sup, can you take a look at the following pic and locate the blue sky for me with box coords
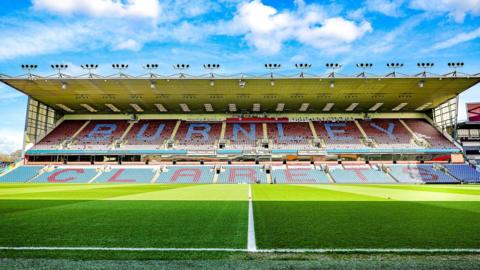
[0,0,479,153]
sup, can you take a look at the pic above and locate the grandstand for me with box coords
[1,63,480,269]
[0,64,479,184]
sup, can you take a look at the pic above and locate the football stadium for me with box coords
[0,62,479,268]
[1,1,480,269]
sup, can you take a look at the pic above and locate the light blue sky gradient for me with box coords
[0,0,479,153]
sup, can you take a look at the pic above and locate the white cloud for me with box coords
[410,0,480,22]
[113,39,142,51]
[0,129,23,154]
[366,0,404,17]
[426,27,480,52]
[227,0,372,54]
[32,0,162,20]
[0,21,102,60]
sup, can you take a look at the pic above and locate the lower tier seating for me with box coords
[217,166,267,184]
[330,168,395,183]
[32,168,98,183]
[156,166,214,183]
[94,168,155,183]
[0,166,44,183]
[444,164,480,183]
[388,164,458,183]
[271,167,330,184]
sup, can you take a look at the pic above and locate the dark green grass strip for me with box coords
[254,201,480,249]
[0,200,247,248]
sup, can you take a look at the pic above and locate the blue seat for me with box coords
[444,164,480,183]
[0,166,43,183]
[271,167,329,184]
[156,166,214,184]
[218,166,267,184]
[33,168,97,183]
[95,168,155,183]
[330,168,393,184]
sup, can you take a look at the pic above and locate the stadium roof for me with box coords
[1,72,479,114]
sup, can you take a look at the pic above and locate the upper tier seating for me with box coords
[70,120,129,150]
[403,119,456,149]
[225,123,263,149]
[268,122,313,149]
[124,120,176,149]
[175,122,222,149]
[388,164,458,183]
[330,166,394,183]
[271,166,330,184]
[360,119,416,149]
[32,167,97,183]
[314,121,364,149]
[0,166,44,182]
[218,166,267,184]
[29,118,459,153]
[33,121,86,149]
[444,164,480,183]
[94,168,155,183]
[156,166,214,183]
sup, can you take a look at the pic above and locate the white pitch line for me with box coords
[0,246,480,253]
[247,184,257,252]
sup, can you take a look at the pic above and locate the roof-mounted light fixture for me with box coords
[204,64,220,86]
[265,63,281,86]
[105,103,121,112]
[416,62,434,77]
[355,63,373,78]
[154,103,167,112]
[80,103,97,113]
[386,63,403,77]
[143,64,158,88]
[294,63,311,78]
[21,64,38,79]
[112,64,129,77]
[55,104,74,113]
[447,62,464,77]
[80,64,98,78]
[276,103,285,112]
[50,64,68,78]
[299,103,310,112]
[238,74,246,88]
[325,63,341,78]
[173,64,189,78]
[143,64,159,78]
[204,103,214,112]
[392,103,408,111]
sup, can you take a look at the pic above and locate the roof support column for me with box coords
[263,123,268,140]
[354,120,369,138]
[220,121,226,141]
[170,120,182,141]
[308,120,318,139]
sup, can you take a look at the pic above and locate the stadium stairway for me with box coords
[151,168,162,183]
[88,169,104,183]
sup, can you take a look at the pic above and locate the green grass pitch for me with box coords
[1,183,480,268]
